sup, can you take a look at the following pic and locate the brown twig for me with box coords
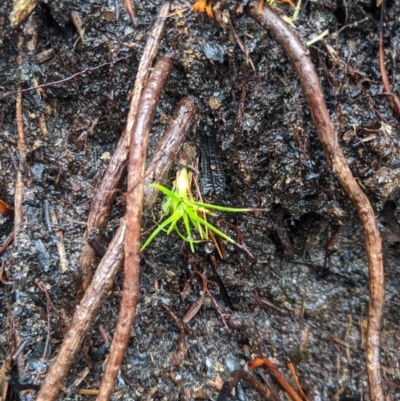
[182,272,206,324]
[36,221,126,401]
[0,232,14,255]
[144,97,197,212]
[97,56,174,401]
[79,2,170,290]
[247,357,302,401]
[124,0,136,25]
[246,3,385,400]
[287,361,309,401]
[50,209,68,273]
[257,370,281,401]
[217,369,272,401]
[36,92,195,400]
[33,283,52,385]
[379,1,400,119]
[14,33,27,246]
[161,304,186,362]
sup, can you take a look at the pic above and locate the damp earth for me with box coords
[1,0,400,400]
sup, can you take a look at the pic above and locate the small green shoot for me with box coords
[141,167,256,254]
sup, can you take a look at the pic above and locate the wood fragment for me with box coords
[50,209,68,273]
[9,0,36,26]
[246,3,385,400]
[97,55,174,401]
[70,12,85,44]
[79,2,170,290]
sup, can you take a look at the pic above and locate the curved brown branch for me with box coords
[14,33,27,245]
[217,369,272,401]
[245,3,384,400]
[36,220,126,401]
[97,56,174,401]
[36,95,196,401]
[79,2,170,290]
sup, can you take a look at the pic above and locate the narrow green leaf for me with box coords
[190,212,238,245]
[140,213,180,252]
[190,200,252,213]
[186,208,208,239]
[150,183,181,204]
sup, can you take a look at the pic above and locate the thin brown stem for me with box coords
[33,283,52,386]
[1,58,128,99]
[161,304,186,362]
[379,1,400,119]
[79,2,170,290]
[144,97,197,212]
[35,221,126,401]
[96,56,174,401]
[246,3,385,400]
[217,369,272,401]
[14,33,27,245]
[0,231,14,255]
[36,93,195,400]
[247,357,302,401]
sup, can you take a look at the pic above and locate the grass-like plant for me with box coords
[141,167,255,254]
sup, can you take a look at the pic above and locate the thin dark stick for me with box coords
[33,283,52,385]
[97,56,174,401]
[1,58,128,98]
[79,2,171,290]
[379,1,400,119]
[161,304,186,361]
[36,221,126,401]
[144,97,197,211]
[246,3,385,400]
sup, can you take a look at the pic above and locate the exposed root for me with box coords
[96,55,174,401]
[79,2,171,289]
[36,221,126,401]
[35,92,196,400]
[246,3,385,400]
[217,369,272,401]
[379,1,400,119]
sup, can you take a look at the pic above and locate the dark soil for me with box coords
[1,0,400,400]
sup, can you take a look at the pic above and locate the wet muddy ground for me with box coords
[1,0,400,400]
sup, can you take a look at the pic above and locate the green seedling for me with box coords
[140,167,255,254]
